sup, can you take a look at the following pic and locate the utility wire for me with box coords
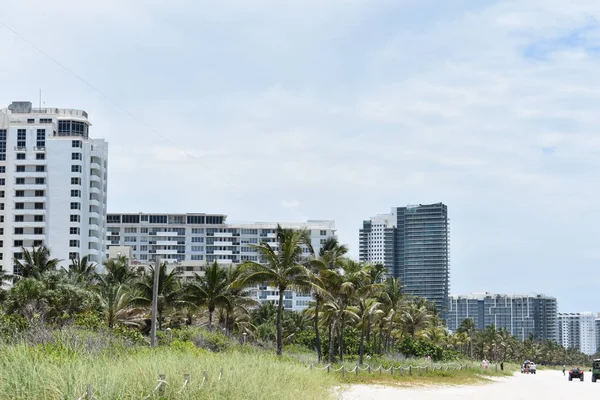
[0,20,239,190]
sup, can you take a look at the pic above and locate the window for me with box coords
[141,228,148,233]
[71,177,81,185]
[15,203,24,210]
[124,236,137,242]
[34,215,44,222]
[191,228,205,234]
[14,215,24,222]
[71,165,81,173]
[124,227,137,233]
[69,240,80,247]
[69,252,79,260]
[36,153,45,160]
[70,215,80,222]
[0,178,4,185]
[187,215,205,224]
[122,214,140,224]
[17,129,26,148]
[107,214,121,223]
[33,240,43,247]
[0,203,3,210]
[0,191,4,198]
[140,245,148,251]
[70,202,80,210]
[36,129,46,148]
[34,228,43,235]
[191,246,204,251]
[149,215,167,224]
[13,252,22,260]
[72,140,82,148]
[15,190,24,197]
[71,152,82,160]
[27,119,35,124]
[320,230,327,236]
[16,178,24,185]
[40,118,52,124]
[14,228,23,235]
[35,178,45,184]
[16,153,25,160]
[14,240,23,247]
[34,203,44,210]
[0,130,5,161]
[36,165,45,172]
[70,190,81,197]
[0,166,4,173]
[16,166,25,172]
[192,237,203,243]
[70,227,80,235]
[35,190,44,197]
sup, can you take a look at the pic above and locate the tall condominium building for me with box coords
[596,315,600,355]
[558,312,597,355]
[106,213,335,311]
[446,292,558,342]
[360,203,449,312]
[0,101,108,273]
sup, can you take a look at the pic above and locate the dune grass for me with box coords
[0,343,336,400]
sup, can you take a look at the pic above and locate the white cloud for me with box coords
[2,0,600,310]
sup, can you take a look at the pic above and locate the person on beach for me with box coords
[562,365,566,376]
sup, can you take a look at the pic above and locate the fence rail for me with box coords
[72,362,494,399]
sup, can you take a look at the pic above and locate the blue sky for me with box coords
[2,0,600,312]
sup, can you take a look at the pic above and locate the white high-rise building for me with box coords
[105,213,335,310]
[558,312,597,355]
[0,101,108,274]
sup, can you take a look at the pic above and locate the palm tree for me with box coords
[306,236,348,362]
[186,261,231,331]
[379,277,404,353]
[13,246,60,280]
[133,262,184,330]
[236,225,313,356]
[102,256,138,286]
[320,259,372,362]
[399,301,432,338]
[353,297,383,364]
[98,283,144,329]
[457,318,477,357]
[64,255,97,285]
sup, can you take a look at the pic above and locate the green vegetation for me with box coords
[0,231,594,398]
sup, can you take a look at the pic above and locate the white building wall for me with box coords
[106,215,335,311]
[0,102,108,274]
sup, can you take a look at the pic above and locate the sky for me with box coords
[1,0,600,312]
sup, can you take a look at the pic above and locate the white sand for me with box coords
[339,370,595,400]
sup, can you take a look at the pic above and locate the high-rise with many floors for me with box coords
[558,312,597,355]
[0,101,108,273]
[359,203,450,312]
[105,213,335,310]
[446,292,558,341]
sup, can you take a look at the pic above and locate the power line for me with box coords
[0,20,239,190]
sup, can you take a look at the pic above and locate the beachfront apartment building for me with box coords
[106,213,335,311]
[446,292,558,342]
[558,312,597,355]
[0,101,108,273]
[360,203,450,313]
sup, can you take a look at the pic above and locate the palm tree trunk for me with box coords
[314,298,322,362]
[338,317,344,362]
[328,320,336,363]
[276,288,284,356]
[386,311,395,353]
[359,323,366,365]
[208,309,213,331]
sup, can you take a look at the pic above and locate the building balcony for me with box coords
[33,146,46,152]
[214,232,233,238]
[90,174,101,183]
[214,250,233,255]
[89,199,101,207]
[89,236,100,243]
[157,240,178,246]
[156,249,177,255]
[89,223,100,230]
[13,146,27,151]
[11,221,44,227]
[18,171,47,178]
[14,183,46,190]
[14,197,45,203]
[89,186,102,195]
[210,241,233,246]
[267,232,276,238]
[156,232,174,237]
[216,259,233,264]
[90,162,102,170]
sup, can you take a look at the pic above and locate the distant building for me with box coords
[447,292,558,342]
[0,101,108,274]
[359,203,449,312]
[558,312,596,355]
[106,213,336,311]
[596,315,600,354]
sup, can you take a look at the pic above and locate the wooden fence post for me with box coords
[158,374,166,397]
